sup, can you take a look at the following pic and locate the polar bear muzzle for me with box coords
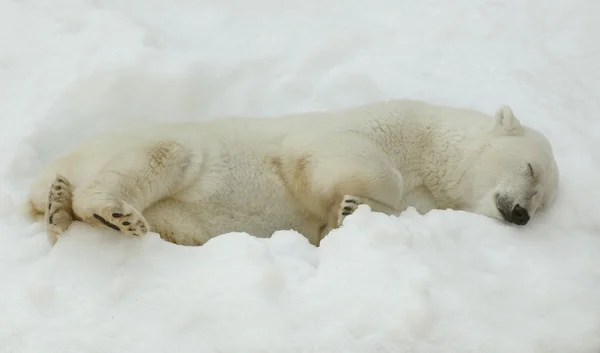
[496,194,530,225]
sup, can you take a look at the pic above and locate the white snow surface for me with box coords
[1,0,600,352]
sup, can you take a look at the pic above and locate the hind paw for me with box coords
[92,200,149,237]
[45,174,75,242]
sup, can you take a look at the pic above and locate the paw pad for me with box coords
[45,174,75,239]
[92,201,149,237]
[337,195,362,226]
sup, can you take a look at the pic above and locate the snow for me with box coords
[1,0,599,352]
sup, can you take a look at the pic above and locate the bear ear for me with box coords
[492,105,523,135]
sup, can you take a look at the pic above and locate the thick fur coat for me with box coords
[26,99,559,246]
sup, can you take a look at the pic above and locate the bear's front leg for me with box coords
[337,194,399,227]
[277,131,405,242]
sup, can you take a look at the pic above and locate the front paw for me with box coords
[337,194,363,227]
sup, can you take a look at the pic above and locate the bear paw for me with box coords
[337,194,364,227]
[45,174,75,242]
[92,200,149,237]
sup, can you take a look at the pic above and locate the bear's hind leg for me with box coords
[90,199,149,237]
[72,140,201,237]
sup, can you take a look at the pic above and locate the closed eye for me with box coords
[527,163,535,179]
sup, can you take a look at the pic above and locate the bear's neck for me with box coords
[361,111,487,210]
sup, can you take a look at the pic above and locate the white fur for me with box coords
[26,99,560,246]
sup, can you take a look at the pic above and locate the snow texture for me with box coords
[1,0,600,352]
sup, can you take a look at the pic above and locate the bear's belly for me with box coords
[173,169,325,245]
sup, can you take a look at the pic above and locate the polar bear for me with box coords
[26,99,559,246]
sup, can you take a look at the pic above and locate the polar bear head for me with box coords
[463,106,559,225]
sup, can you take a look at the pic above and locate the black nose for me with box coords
[510,205,530,225]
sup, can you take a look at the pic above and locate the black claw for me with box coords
[112,213,123,218]
[343,206,352,211]
[93,214,121,231]
[128,228,134,231]
[342,212,351,216]
[48,214,54,225]
[122,221,131,226]
[345,199,357,204]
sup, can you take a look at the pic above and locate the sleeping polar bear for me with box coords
[26,99,559,246]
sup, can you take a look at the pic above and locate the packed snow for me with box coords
[1,0,600,352]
